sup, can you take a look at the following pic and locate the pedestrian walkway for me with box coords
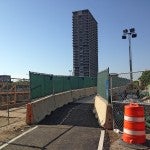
[0,96,102,150]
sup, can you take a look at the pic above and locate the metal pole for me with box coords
[110,76,113,103]
[128,34,133,82]
[7,82,10,125]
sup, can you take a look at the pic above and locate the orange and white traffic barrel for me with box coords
[122,103,146,144]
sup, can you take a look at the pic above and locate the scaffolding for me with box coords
[0,78,30,109]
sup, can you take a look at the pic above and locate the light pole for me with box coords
[69,70,72,76]
[122,28,137,82]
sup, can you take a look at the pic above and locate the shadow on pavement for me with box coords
[38,103,99,128]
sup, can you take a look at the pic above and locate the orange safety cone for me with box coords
[122,103,146,144]
[26,103,33,125]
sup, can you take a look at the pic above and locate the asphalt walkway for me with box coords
[1,96,101,150]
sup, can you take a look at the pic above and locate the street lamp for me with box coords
[122,28,137,82]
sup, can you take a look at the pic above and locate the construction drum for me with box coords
[122,103,146,144]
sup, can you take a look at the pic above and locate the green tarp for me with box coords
[29,72,97,100]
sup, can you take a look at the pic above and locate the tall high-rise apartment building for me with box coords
[72,9,98,77]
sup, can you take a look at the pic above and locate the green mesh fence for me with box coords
[97,68,110,102]
[111,75,130,88]
[84,77,89,88]
[70,76,78,90]
[53,76,63,94]
[30,72,97,100]
[63,76,71,92]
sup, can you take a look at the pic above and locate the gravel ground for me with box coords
[107,129,150,150]
[0,106,30,146]
[102,130,120,150]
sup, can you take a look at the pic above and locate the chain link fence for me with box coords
[112,101,150,132]
[0,78,29,127]
[110,71,150,132]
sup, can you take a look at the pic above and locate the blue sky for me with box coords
[0,0,150,78]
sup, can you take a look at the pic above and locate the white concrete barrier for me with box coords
[63,91,73,104]
[72,89,81,101]
[26,87,97,125]
[79,88,86,98]
[88,87,95,96]
[85,88,91,96]
[90,87,95,95]
[54,91,73,108]
[94,95,112,129]
[26,95,55,124]
[54,92,66,108]
[85,88,89,96]
[93,87,97,94]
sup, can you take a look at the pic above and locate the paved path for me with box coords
[1,96,101,150]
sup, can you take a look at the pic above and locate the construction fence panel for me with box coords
[85,77,94,88]
[53,76,63,94]
[63,76,71,92]
[29,72,52,99]
[97,68,110,101]
[30,72,97,101]
[111,75,130,88]
[30,72,41,99]
[70,76,79,90]
[43,75,53,96]
[84,77,91,88]
[78,77,84,89]
[92,77,97,87]
[88,77,93,87]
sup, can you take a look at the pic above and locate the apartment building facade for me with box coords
[72,9,98,77]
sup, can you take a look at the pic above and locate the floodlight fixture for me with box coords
[130,28,135,33]
[122,27,137,82]
[122,35,127,39]
[123,29,128,33]
[132,33,137,38]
